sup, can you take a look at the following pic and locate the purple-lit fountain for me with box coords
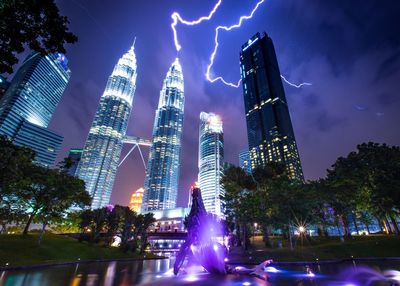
[173,186,226,275]
[173,186,270,280]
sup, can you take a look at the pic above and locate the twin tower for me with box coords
[77,32,305,213]
[76,42,184,211]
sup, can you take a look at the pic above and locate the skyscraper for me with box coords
[240,32,304,181]
[198,112,224,217]
[66,148,83,176]
[76,42,137,209]
[129,188,144,213]
[142,58,184,212]
[239,149,252,174]
[0,52,69,167]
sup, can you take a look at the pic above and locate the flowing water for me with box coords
[1,258,400,286]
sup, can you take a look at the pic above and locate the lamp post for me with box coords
[253,223,258,243]
[298,226,305,248]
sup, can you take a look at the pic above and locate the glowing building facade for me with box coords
[76,43,137,209]
[240,32,304,181]
[239,149,252,174]
[142,58,184,212]
[198,112,224,217]
[0,52,69,167]
[129,188,144,213]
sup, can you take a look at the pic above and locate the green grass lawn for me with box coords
[228,235,400,263]
[0,233,158,268]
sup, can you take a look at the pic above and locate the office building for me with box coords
[198,112,224,217]
[142,58,184,212]
[76,42,137,209]
[240,32,304,181]
[129,188,144,213]
[239,149,252,174]
[66,148,83,176]
[0,52,70,167]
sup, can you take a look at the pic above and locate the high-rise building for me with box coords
[142,58,184,212]
[0,52,69,167]
[239,149,252,174]
[66,148,83,176]
[198,112,224,217]
[240,32,304,181]
[129,188,144,213]
[13,121,63,167]
[76,42,137,209]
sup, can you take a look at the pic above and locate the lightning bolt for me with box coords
[171,0,312,89]
[171,0,222,52]
[280,75,312,88]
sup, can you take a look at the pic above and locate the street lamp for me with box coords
[252,223,258,243]
[298,225,306,248]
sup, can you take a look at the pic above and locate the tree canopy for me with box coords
[0,0,77,74]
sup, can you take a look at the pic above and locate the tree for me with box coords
[17,165,91,237]
[137,213,156,254]
[221,166,256,250]
[0,136,35,199]
[80,207,109,243]
[326,142,400,236]
[0,0,77,74]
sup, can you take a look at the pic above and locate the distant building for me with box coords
[0,75,10,101]
[198,112,224,217]
[13,121,63,167]
[142,58,184,212]
[239,149,252,174]
[129,188,144,213]
[66,148,83,176]
[76,42,137,209]
[145,207,190,233]
[145,207,190,252]
[0,52,69,167]
[240,32,304,181]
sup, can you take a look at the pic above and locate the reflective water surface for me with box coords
[1,258,400,286]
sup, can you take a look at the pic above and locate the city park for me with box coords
[1,0,400,285]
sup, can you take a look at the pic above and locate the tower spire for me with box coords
[130,37,137,52]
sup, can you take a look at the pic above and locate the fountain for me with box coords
[173,186,271,280]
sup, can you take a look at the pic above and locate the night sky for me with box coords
[46,0,399,207]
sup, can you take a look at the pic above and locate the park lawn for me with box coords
[229,235,400,263]
[0,233,158,268]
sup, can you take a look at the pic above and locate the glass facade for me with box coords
[142,58,184,212]
[239,149,252,174]
[66,148,83,176]
[76,43,137,209]
[198,112,224,217]
[13,121,63,167]
[0,52,69,167]
[240,32,304,181]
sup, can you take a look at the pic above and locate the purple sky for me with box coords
[45,0,400,207]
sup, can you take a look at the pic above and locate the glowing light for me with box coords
[171,0,222,52]
[298,226,306,233]
[205,0,266,87]
[242,282,251,286]
[213,244,219,251]
[307,272,315,277]
[184,274,199,282]
[170,0,312,89]
[265,266,280,273]
[224,258,229,262]
[280,75,312,88]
